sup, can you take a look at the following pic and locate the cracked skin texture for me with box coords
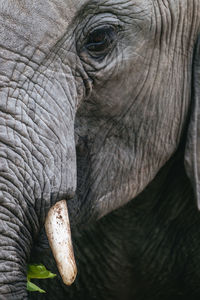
[0,0,199,299]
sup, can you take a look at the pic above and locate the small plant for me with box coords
[27,264,56,293]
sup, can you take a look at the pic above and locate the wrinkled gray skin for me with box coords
[0,0,200,299]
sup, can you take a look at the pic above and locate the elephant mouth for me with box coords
[45,200,77,286]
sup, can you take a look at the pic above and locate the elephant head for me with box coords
[0,0,200,298]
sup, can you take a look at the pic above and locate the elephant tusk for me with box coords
[45,200,77,286]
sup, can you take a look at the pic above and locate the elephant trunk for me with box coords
[0,137,40,298]
[0,192,37,299]
[0,43,87,295]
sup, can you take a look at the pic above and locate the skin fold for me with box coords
[0,0,199,299]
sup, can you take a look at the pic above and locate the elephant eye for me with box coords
[85,26,117,58]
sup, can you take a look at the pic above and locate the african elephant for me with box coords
[0,0,200,299]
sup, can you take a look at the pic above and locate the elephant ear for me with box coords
[184,35,200,209]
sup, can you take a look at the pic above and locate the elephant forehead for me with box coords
[0,0,87,58]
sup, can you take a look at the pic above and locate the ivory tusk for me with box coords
[45,200,77,286]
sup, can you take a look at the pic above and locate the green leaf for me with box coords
[27,264,57,280]
[27,280,46,293]
[27,264,56,293]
